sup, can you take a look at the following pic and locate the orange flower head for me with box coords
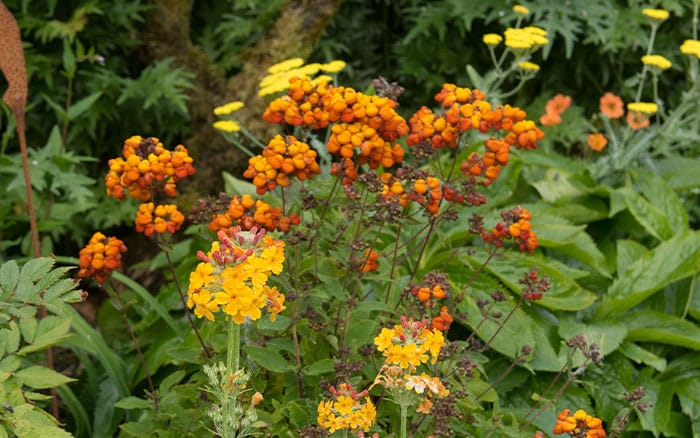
[553,408,606,437]
[545,94,572,115]
[135,203,185,236]
[78,232,128,284]
[626,111,650,130]
[599,92,624,119]
[587,133,608,152]
[539,111,562,127]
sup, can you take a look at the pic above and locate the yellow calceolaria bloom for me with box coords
[320,60,346,73]
[374,317,446,368]
[267,57,305,74]
[642,8,670,22]
[513,4,530,15]
[518,61,540,71]
[680,39,700,58]
[213,101,244,115]
[317,383,376,433]
[483,33,503,46]
[627,102,658,114]
[213,120,241,132]
[641,54,672,70]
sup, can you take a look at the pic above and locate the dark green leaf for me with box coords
[67,92,102,120]
[243,345,293,373]
[304,358,335,376]
[624,311,700,349]
[114,396,155,410]
[619,342,666,371]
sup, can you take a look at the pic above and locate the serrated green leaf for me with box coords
[619,342,666,371]
[304,358,335,376]
[15,365,75,389]
[529,213,586,247]
[633,170,689,234]
[18,316,73,355]
[558,319,627,366]
[624,311,700,349]
[616,239,647,276]
[114,396,154,410]
[19,258,54,283]
[0,259,19,293]
[18,316,38,344]
[619,186,673,241]
[3,322,20,353]
[243,345,293,373]
[599,231,700,316]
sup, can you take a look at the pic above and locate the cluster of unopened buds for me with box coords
[370,364,450,415]
[135,203,185,237]
[519,267,550,301]
[553,409,606,437]
[410,272,454,331]
[243,134,321,195]
[316,383,376,433]
[482,206,539,253]
[77,232,128,284]
[203,194,300,233]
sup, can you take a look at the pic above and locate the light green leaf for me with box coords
[529,213,586,247]
[19,258,54,283]
[619,342,666,371]
[618,186,673,241]
[633,170,689,234]
[222,171,258,196]
[18,316,73,355]
[599,231,700,316]
[19,316,38,345]
[243,345,293,373]
[656,156,700,190]
[15,365,76,389]
[114,396,154,410]
[616,239,647,276]
[67,92,102,120]
[0,259,19,293]
[304,358,335,376]
[558,319,627,358]
[624,311,700,349]
[345,318,378,348]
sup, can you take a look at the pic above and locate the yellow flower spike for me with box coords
[482,33,503,46]
[267,57,305,74]
[513,4,530,15]
[320,60,346,73]
[518,61,541,71]
[641,54,672,70]
[213,120,241,132]
[642,8,670,22]
[213,101,245,115]
[627,102,658,114]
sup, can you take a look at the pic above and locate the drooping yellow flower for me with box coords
[642,8,669,22]
[641,54,672,70]
[268,57,305,74]
[482,33,503,46]
[320,60,346,73]
[518,61,541,71]
[627,102,658,114]
[513,4,530,15]
[213,101,245,115]
[213,120,241,132]
[680,39,700,59]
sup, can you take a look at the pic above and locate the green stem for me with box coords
[400,402,408,438]
[228,319,240,372]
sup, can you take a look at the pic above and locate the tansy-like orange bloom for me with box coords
[626,111,650,130]
[587,133,608,152]
[78,232,127,284]
[599,92,624,119]
[553,409,606,437]
[135,203,185,236]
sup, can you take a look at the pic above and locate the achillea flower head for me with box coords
[599,92,624,119]
[319,60,346,73]
[187,226,286,323]
[627,102,658,114]
[517,61,540,71]
[317,383,376,433]
[642,8,669,22]
[587,133,608,152]
[641,54,672,70]
[553,408,606,437]
[482,33,503,46]
[513,4,530,15]
[267,57,305,74]
[213,120,241,132]
[78,232,127,284]
[680,39,700,59]
[213,101,244,115]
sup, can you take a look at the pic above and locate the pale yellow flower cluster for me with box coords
[681,39,700,59]
[627,102,658,114]
[642,8,670,22]
[641,54,672,70]
[518,61,541,71]
[504,26,548,50]
[259,58,347,96]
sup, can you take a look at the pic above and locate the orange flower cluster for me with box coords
[482,206,538,253]
[409,176,443,215]
[599,92,624,119]
[553,409,606,438]
[208,194,300,232]
[243,134,321,194]
[135,203,185,237]
[360,248,379,272]
[78,232,127,284]
[539,94,572,127]
[587,133,608,152]
[105,136,195,201]
[327,122,405,172]
[379,172,409,207]
[410,272,453,331]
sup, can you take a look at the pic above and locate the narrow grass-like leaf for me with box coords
[624,311,700,350]
[57,384,92,438]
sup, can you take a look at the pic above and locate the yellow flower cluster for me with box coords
[316,383,376,433]
[504,26,548,50]
[627,102,658,114]
[482,33,503,46]
[681,39,700,59]
[214,101,244,116]
[513,4,530,16]
[518,61,541,71]
[641,54,672,70]
[370,365,449,414]
[642,8,669,22]
[259,57,346,96]
[374,316,446,368]
[187,227,286,324]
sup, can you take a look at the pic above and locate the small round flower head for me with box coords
[213,120,241,132]
[518,61,540,72]
[641,54,672,70]
[680,39,700,59]
[553,408,607,437]
[513,4,530,15]
[642,8,669,22]
[482,33,503,46]
[78,232,127,284]
[320,60,346,73]
[267,57,305,74]
[213,101,244,115]
[599,92,624,119]
[587,133,608,152]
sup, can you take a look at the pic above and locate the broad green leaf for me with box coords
[526,311,563,371]
[114,396,154,410]
[531,197,609,225]
[624,311,700,349]
[222,171,258,196]
[529,213,586,247]
[618,186,673,241]
[689,273,700,321]
[633,170,689,233]
[558,319,627,358]
[15,365,75,388]
[159,370,186,394]
[462,249,596,311]
[616,239,647,275]
[658,352,700,383]
[18,316,73,355]
[111,271,181,334]
[19,257,54,283]
[530,168,587,202]
[599,231,700,316]
[619,341,666,371]
[551,231,612,278]
[18,316,37,344]
[304,358,335,376]
[0,259,19,293]
[4,322,20,353]
[67,91,102,120]
[243,345,293,373]
[345,318,378,348]
[656,156,700,190]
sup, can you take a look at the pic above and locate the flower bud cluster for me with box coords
[482,206,538,252]
[135,202,185,237]
[78,232,127,284]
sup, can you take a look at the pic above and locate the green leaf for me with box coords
[599,231,700,316]
[527,312,564,371]
[67,92,102,120]
[222,171,258,196]
[243,345,293,373]
[111,271,181,335]
[158,370,186,394]
[345,318,378,348]
[0,259,19,293]
[619,342,667,371]
[558,319,627,358]
[616,239,647,275]
[3,322,20,353]
[18,316,38,345]
[114,396,154,410]
[62,39,76,74]
[624,311,700,349]
[618,186,673,241]
[19,258,54,283]
[304,358,335,376]
[657,156,700,190]
[15,365,75,389]
[18,316,73,355]
[529,213,586,246]
[632,170,689,234]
